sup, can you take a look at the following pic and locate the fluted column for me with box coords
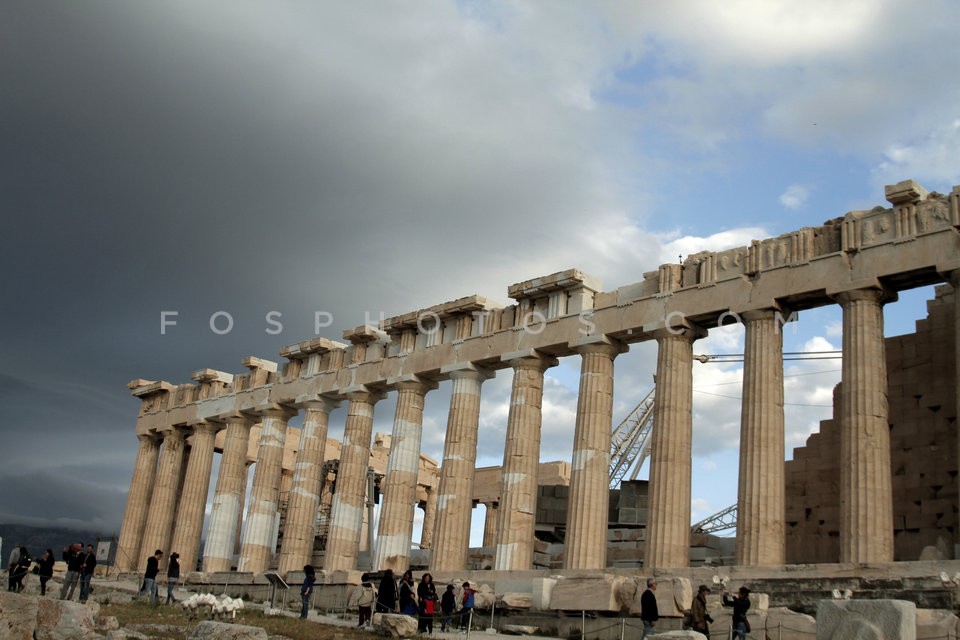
[277,398,339,575]
[169,422,220,574]
[139,428,187,571]
[835,288,894,563]
[494,352,557,570]
[431,366,492,571]
[565,338,625,569]
[374,377,435,572]
[951,271,960,551]
[203,414,253,572]
[115,434,161,571]
[238,406,296,573]
[646,328,700,570]
[420,487,437,550]
[735,309,785,566]
[482,502,498,547]
[325,389,384,571]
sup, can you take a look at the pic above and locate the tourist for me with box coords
[376,568,398,613]
[640,577,658,637]
[300,564,315,619]
[6,543,21,591]
[398,569,417,616]
[417,572,437,633]
[439,584,456,632]
[347,572,377,627]
[722,586,751,640]
[37,549,55,596]
[12,546,31,592]
[60,543,84,600]
[79,544,97,603]
[690,584,713,638]
[137,549,163,604]
[166,551,180,604]
[460,581,475,631]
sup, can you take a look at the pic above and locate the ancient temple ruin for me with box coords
[116,180,960,580]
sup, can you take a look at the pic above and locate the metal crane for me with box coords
[608,388,656,488]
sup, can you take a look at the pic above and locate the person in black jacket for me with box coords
[59,543,84,600]
[440,584,456,632]
[398,570,416,617]
[416,572,437,633]
[166,552,180,604]
[11,546,31,592]
[722,586,751,640]
[376,569,398,613]
[79,544,97,603]
[37,549,55,596]
[300,564,315,619]
[137,549,163,604]
[640,577,659,637]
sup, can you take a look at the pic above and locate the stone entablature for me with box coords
[131,180,960,435]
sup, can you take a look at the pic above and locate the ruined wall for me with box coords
[785,285,958,562]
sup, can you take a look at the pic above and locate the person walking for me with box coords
[722,586,751,640]
[60,543,83,600]
[11,546,31,592]
[640,577,659,637]
[137,550,163,604]
[79,544,97,603]
[440,584,456,632]
[6,543,21,592]
[376,568,398,613]
[166,552,180,604]
[347,572,377,627]
[300,565,315,619]
[417,572,438,634]
[398,570,416,616]
[37,549,55,596]
[691,584,713,638]
[460,581,475,631]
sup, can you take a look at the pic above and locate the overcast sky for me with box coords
[2,1,958,542]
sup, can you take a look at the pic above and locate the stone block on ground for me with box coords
[502,625,539,635]
[474,583,496,609]
[628,578,691,617]
[550,574,629,612]
[657,632,711,639]
[95,615,120,632]
[35,596,100,640]
[0,590,39,640]
[373,612,419,638]
[500,593,532,609]
[188,620,268,640]
[816,599,916,640]
[531,577,556,611]
[916,609,959,640]
[105,631,150,640]
[766,607,816,640]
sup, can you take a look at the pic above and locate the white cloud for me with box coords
[874,119,960,189]
[779,184,810,210]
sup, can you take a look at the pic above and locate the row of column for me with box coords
[117,284,904,575]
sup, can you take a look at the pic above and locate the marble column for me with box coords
[494,352,557,571]
[374,377,434,572]
[238,406,296,573]
[645,328,700,570]
[951,272,960,554]
[115,434,161,571]
[565,338,624,569]
[277,398,339,575]
[482,502,498,548]
[138,428,187,571]
[420,487,437,550]
[431,366,492,571]
[735,309,785,566]
[203,414,252,572]
[325,389,384,571]
[169,422,220,574]
[835,288,894,563]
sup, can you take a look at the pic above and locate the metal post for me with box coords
[620,617,625,640]
[466,609,473,639]
[778,620,782,640]
[488,600,496,632]
[582,610,586,640]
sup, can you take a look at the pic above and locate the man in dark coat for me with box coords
[137,550,163,604]
[640,577,659,637]
[59,543,84,600]
[79,544,97,603]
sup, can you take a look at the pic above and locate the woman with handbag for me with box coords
[417,573,438,633]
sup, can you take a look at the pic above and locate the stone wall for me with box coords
[785,285,958,563]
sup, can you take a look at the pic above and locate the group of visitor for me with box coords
[134,548,180,605]
[641,577,752,639]
[5,542,97,601]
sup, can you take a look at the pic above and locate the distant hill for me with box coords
[0,523,113,561]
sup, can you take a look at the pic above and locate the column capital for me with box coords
[388,374,439,393]
[501,349,559,370]
[298,396,341,413]
[158,425,187,441]
[343,386,387,404]
[827,284,897,305]
[570,334,628,357]
[440,362,495,380]
[214,411,254,426]
[649,323,707,342]
[189,421,222,436]
[252,404,298,420]
[944,269,960,288]
[136,432,161,445]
